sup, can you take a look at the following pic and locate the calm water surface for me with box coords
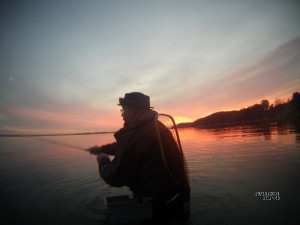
[1,122,300,225]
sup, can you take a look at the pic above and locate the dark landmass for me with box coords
[177,92,300,129]
[0,131,114,138]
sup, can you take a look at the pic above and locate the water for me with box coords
[0,121,299,225]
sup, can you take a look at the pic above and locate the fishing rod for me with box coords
[33,136,111,156]
[33,136,87,151]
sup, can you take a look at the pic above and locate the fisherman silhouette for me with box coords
[87,92,190,224]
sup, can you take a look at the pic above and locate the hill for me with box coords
[177,92,300,128]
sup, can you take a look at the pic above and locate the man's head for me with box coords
[118,92,153,123]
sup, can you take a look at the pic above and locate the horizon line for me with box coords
[0,131,116,138]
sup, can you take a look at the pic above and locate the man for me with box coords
[87,92,190,224]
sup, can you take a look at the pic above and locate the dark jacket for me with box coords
[98,110,190,203]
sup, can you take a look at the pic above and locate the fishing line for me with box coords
[33,136,86,151]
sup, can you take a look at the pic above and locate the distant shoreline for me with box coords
[177,92,300,129]
[0,131,115,138]
[177,115,300,129]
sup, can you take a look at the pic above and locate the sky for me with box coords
[1,0,300,134]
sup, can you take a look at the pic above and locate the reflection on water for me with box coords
[0,121,299,225]
[183,121,300,225]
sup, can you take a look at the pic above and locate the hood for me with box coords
[114,109,158,140]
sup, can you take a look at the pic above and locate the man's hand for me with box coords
[97,153,110,164]
[86,146,102,155]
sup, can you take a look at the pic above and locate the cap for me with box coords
[118,92,153,109]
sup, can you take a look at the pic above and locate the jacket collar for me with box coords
[115,110,157,139]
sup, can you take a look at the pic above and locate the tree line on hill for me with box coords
[177,92,300,128]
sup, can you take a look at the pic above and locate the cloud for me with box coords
[189,37,300,111]
[0,113,6,121]
[142,37,300,120]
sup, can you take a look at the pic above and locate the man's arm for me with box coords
[97,153,124,187]
[97,142,139,187]
[86,142,118,155]
[101,142,118,155]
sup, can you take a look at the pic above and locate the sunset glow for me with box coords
[173,117,194,125]
[1,1,300,134]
